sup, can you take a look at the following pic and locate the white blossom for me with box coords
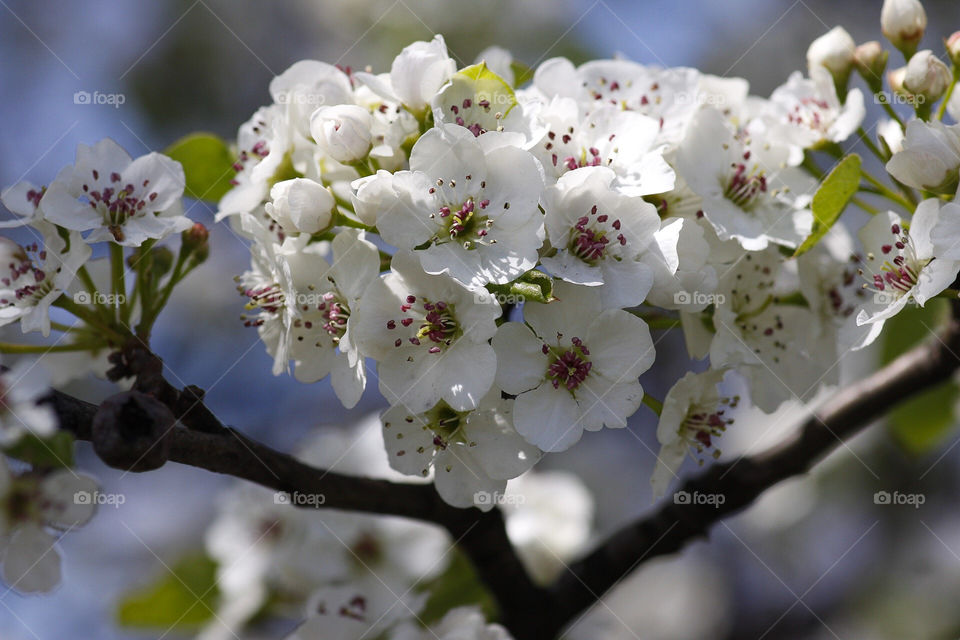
[381,391,540,510]
[540,166,664,309]
[353,251,500,413]
[41,138,191,246]
[492,282,654,452]
[371,124,545,290]
[0,459,98,593]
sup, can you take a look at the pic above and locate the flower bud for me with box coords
[887,65,908,96]
[853,41,889,88]
[265,178,335,235]
[807,27,856,89]
[310,104,373,164]
[903,49,951,103]
[947,32,960,67]
[881,0,927,59]
[182,222,210,262]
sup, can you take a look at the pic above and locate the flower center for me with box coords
[317,292,350,343]
[81,170,159,242]
[0,242,54,307]
[240,282,285,326]
[425,402,466,449]
[723,155,767,211]
[859,223,928,300]
[545,337,592,392]
[568,204,626,265]
[387,295,460,353]
[786,97,831,134]
[682,396,738,463]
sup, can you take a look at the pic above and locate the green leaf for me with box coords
[164,133,236,202]
[509,60,534,87]
[3,431,74,469]
[880,299,960,453]
[487,270,554,304]
[117,553,219,631]
[419,550,498,626]
[793,153,862,257]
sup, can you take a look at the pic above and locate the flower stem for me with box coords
[860,170,914,211]
[855,127,888,163]
[110,243,125,322]
[642,393,663,417]
[937,67,960,121]
[0,342,97,354]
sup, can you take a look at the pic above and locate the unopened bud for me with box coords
[947,32,960,67]
[887,65,908,96]
[182,222,209,262]
[309,104,373,164]
[807,27,856,91]
[854,41,889,90]
[903,49,951,103]
[881,0,927,60]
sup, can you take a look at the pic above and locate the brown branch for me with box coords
[39,304,960,638]
[542,301,960,637]
[46,346,548,637]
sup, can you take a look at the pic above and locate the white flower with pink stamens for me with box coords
[353,251,500,413]
[0,222,90,337]
[371,124,545,290]
[540,166,665,309]
[492,282,654,452]
[381,392,541,511]
[41,138,191,246]
[528,97,675,197]
[709,250,833,412]
[762,68,865,154]
[856,201,960,327]
[532,57,702,146]
[0,458,99,593]
[217,105,294,219]
[676,108,812,251]
[238,218,379,408]
[651,370,736,499]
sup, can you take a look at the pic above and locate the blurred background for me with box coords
[2,0,960,638]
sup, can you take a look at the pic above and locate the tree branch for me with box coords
[39,304,960,638]
[543,301,960,637]
[45,347,548,636]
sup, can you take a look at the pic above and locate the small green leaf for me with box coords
[117,553,219,631]
[487,270,554,304]
[419,550,497,626]
[164,133,236,202]
[880,299,960,453]
[793,153,862,257]
[3,431,74,469]
[509,60,534,87]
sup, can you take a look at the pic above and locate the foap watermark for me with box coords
[872,291,916,306]
[476,291,525,306]
[874,91,925,107]
[274,491,326,506]
[673,92,728,108]
[874,490,925,509]
[674,290,725,307]
[276,92,326,107]
[74,490,125,508]
[73,90,126,108]
[74,291,126,307]
[674,490,725,508]
[474,491,525,506]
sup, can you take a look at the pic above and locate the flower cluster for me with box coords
[215,5,960,515]
[6,0,960,633]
